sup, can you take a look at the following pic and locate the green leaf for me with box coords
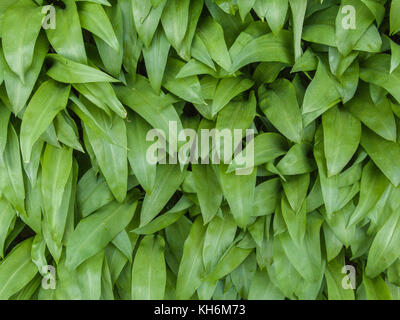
[276,143,316,175]
[178,0,204,60]
[282,173,309,213]
[302,60,341,116]
[66,194,138,269]
[211,77,254,117]
[120,0,143,75]
[391,0,400,35]
[54,111,84,152]
[131,235,166,299]
[41,144,73,247]
[219,165,257,228]
[140,164,187,227]
[0,102,9,153]
[73,82,127,119]
[84,113,128,203]
[362,274,392,300]
[260,79,303,143]
[216,92,256,138]
[94,3,124,78]
[163,58,205,105]
[360,54,400,105]
[143,28,170,94]
[229,133,288,172]
[133,196,192,235]
[360,127,400,187]
[78,2,119,51]
[0,199,16,258]
[322,106,361,176]
[132,0,167,48]
[248,269,284,300]
[253,178,281,217]
[204,246,252,283]
[390,38,400,73]
[77,251,104,300]
[314,127,359,215]
[237,0,256,22]
[289,0,307,60]
[161,0,190,51]
[69,95,120,146]
[77,168,114,218]
[366,210,400,278]
[1,34,48,115]
[176,216,206,299]
[115,76,184,147]
[264,0,288,35]
[335,0,375,56]
[0,0,14,36]
[203,210,237,272]
[231,30,294,72]
[325,251,355,300]
[349,161,389,226]
[191,35,216,70]
[197,17,232,72]
[0,124,25,215]
[45,0,87,64]
[192,164,223,223]
[279,213,324,283]
[46,54,119,83]
[281,194,307,244]
[0,238,37,300]
[346,85,397,142]
[1,0,43,81]
[126,113,157,194]
[112,230,133,262]
[21,80,70,162]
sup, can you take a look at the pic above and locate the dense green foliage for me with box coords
[0,0,400,300]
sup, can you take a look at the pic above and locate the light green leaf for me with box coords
[192,164,223,224]
[126,112,157,194]
[260,79,303,143]
[66,194,138,269]
[46,54,119,83]
[219,164,257,228]
[302,60,341,115]
[176,216,206,299]
[211,77,254,117]
[140,164,187,227]
[231,31,294,72]
[0,238,37,300]
[1,0,43,81]
[133,196,192,235]
[197,17,232,72]
[366,210,400,278]
[360,127,400,187]
[143,28,170,94]
[83,113,128,203]
[325,251,355,300]
[0,124,25,215]
[322,106,361,176]
[1,34,48,115]
[78,2,119,51]
[41,144,73,246]
[346,85,396,142]
[161,0,190,50]
[131,235,166,299]
[45,0,87,64]
[132,0,167,48]
[335,0,375,56]
[203,211,237,272]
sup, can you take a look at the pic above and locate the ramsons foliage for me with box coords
[0,0,399,300]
